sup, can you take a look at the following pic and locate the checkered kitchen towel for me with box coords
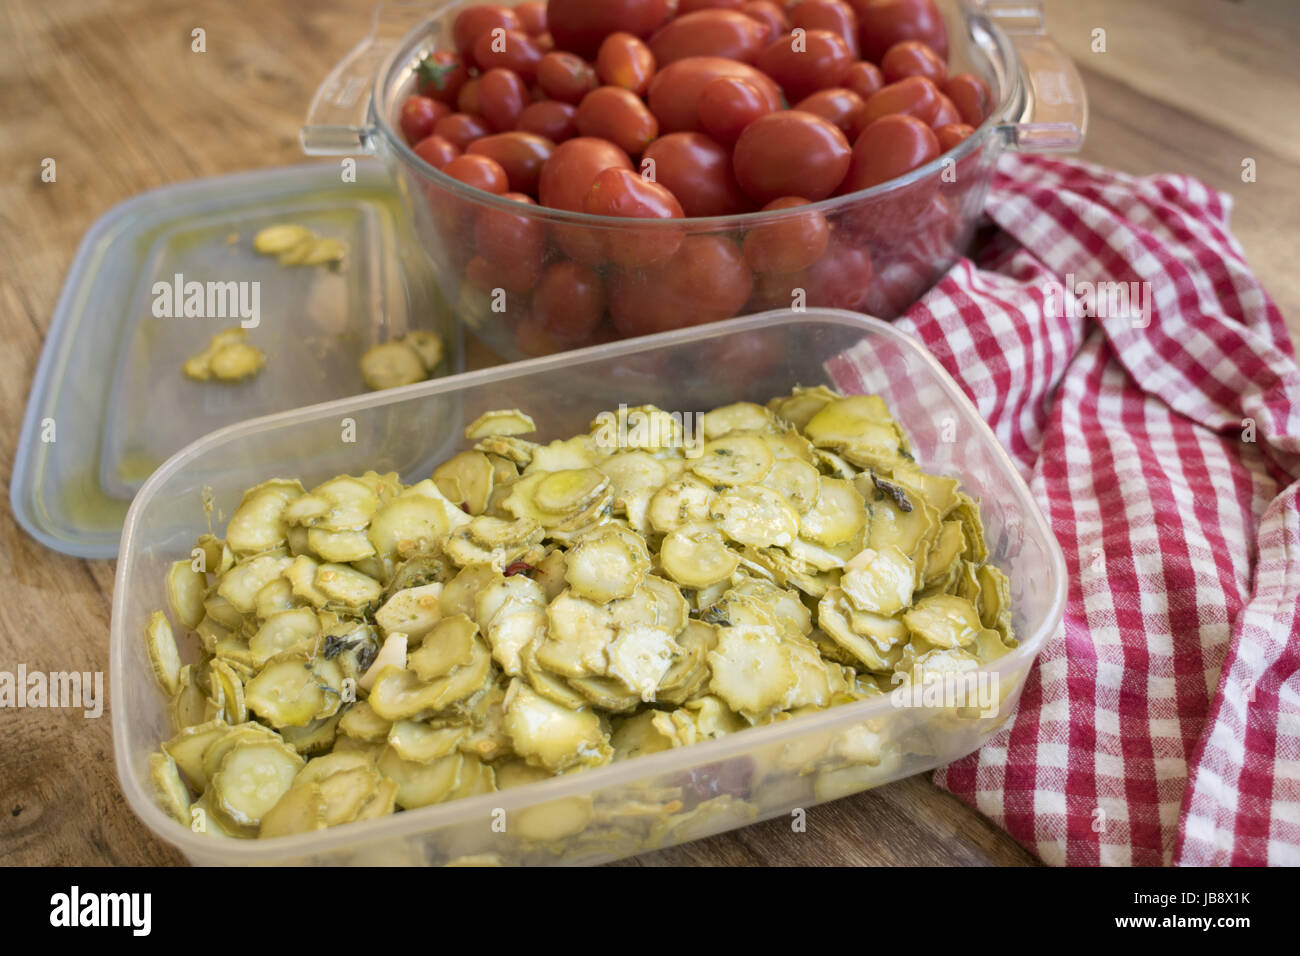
[863,154,1300,866]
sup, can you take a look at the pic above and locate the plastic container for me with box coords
[112,310,1067,865]
[11,161,460,559]
[300,0,1086,361]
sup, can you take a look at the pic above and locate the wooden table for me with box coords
[1,0,1294,867]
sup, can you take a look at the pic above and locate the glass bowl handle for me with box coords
[977,0,1089,152]
[300,2,431,156]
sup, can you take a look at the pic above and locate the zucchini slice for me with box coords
[145,610,183,696]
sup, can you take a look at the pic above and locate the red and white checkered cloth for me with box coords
[874,154,1300,866]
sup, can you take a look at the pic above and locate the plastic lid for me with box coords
[12,160,459,559]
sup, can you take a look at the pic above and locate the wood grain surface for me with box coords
[1,0,1295,867]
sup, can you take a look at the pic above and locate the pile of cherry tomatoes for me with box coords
[396,0,994,355]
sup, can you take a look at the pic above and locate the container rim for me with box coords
[362,0,1025,229]
[112,309,1068,863]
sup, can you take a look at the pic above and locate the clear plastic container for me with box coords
[301,0,1086,361]
[111,310,1067,865]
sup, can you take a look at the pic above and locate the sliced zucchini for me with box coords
[659,525,738,589]
[225,480,303,556]
[502,678,610,772]
[166,561,207,630]
[465,409,537,439]
[210,740,304,828]
[149,752,192,825]
[706,625,793,715]
[145,610,182,696]
[564,523,651,603]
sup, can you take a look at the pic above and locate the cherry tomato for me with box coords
[537,52,598,104]
[473,29,544,82]
[456,78,483,116]
[584,168,685,267]
[843,60,884,100]
[851,0,949,63]
[742,197,830,274]
[466,132,556,194]
[928,93,962,128]
[412,133,462,170]
[547,0,675,59]
[678,0,744,10]
[576,86,659,156]
[532,261,608,343]
[515,2,548,35]
[642,132,752,216]
[479,68,530,131]
[595,33,657,96]
[795,88,868,141]
[647,56,782,133]
[434,112,493,152]
[699,76,776,145]
[880,40,944,84]
[539,136,634,211]
[648,10,770,65]
[791,0,860,59]
[942,73,994,126]
[609,235,753,337]
[515,320,568,357]
[400,95,449,145]
[737,2,790,43]
[465,253,538,301]
[416,51,470,106]
[442,154,510,194]
[935,122,975,151]
[756,30,853,102]
[452,5,522,57]
[518,100,580,142]
[475,194,545,292]
[733,110,851,203]
[535,32,556,53]
[859,75,943,127]
[841,112,938,191]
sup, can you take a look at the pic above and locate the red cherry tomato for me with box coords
[843,60,884,100]
[934,122,975,152]
[535,31,556,53]
[647,56,782,133]
[515,320,568,357]
[452,5,522,57]
[880,40,945,84]
[585,168,685,267]
[400,95,449,145]
[539,136,634,211]
[609,235,753,337]
[678,0,744,10]
[442,154,510,194]
[576,86,659,156]
[756,30,853,103]
[795,88,868,141]
[753,239,873,311]
[648,10,770,65]
[851,0,949,63]
[434,112,493,152]
[943,73,995,126]
[465,252,539,301]
[791,0,860,59]
[413,133,462,170]
[841,112,938,191]
[928,93,962,128]
[473,29,544,82]
[518,100,580,142]
[416,51,470,106]
[859,75,943,127]
[466,132,556,194]
[474,194,545,292]
[699,76,777,145]
[456,78,483,116]
[596,33,657,95]
[533,261,608,343]
[642,132,753,216]
[547,0,675,59]
[478,69,530,132]
[515,2,548,35]
[742,197,830,274]
[737,2,790,43]
[537,51,598,104]
[732,110,852,203]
